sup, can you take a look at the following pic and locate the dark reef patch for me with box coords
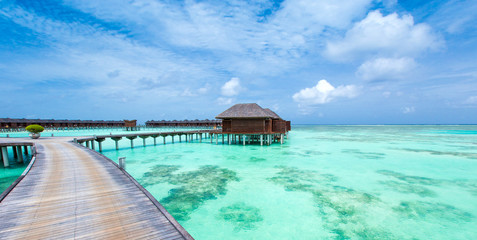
[380,180,437,197]
[393,201,473,222]
[141,164,239,221]
[142,164,180,187]
[399,148,477,159]
[217,202,263,231]
[163,154,183,161]
[249,157,266,162]
[455,180,477,196]
[342,149,386,159]
[377,170,442,186]
[268,166,386,239]
[378,170,477,197]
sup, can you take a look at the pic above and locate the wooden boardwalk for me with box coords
[0,138,193,239]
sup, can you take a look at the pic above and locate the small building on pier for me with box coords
[124,120,139,131]
[216,103,290,145]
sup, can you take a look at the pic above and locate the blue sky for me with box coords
[1,0,476,124]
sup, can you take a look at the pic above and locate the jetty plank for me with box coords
[0,139,193,240]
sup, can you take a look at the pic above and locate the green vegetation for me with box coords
[25,124,44,134]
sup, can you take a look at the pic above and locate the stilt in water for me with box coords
[112,137,122,150]
[126,136,137,148]
[96,138,106,152]
[13,146,18,158]
[16,146,23,163]
[1,147,9,167]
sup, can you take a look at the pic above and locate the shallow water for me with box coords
[4,125,477,239]
[96,125,477,239]
[0,149,32,193]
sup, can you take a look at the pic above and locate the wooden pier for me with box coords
[75,129,285,152]
[0,137,194,239]
[0,125,290,239]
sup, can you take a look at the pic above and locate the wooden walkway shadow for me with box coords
[0,140,193,239]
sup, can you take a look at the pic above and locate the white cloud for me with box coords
[293,80,359,105]
[181,88,195,97]
[464,96,477,105]
[356,57,416,81]
[402,106,415,114]
[221,77,241,97]
[382,91,391,98]
[325,10,442,61]
[198,83,210,94]
[216,97,233,105]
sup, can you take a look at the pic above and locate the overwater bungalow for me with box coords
[145,119,221,128]
[216,103,290,145]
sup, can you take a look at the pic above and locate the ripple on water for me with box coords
[217,202,263,231]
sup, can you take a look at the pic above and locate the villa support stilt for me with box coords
[126,136,137,148]
[13,146,17,159]
[139,135,149,147]
[16,146,23,163]
[2,147,9,167]
[112,137,122,150]
[151,135,159,146]
[95,138,106,152]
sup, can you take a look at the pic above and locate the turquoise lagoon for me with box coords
[0,150,32,193]
[96,125,477,240]
[3,125,477,239]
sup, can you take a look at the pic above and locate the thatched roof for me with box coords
[216,103,278,119]
[263,108,282,119]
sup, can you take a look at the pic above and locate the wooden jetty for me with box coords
[0,141,34,168]
[0,137,194,239]
[0,122,292,239]
[75,130,222,151]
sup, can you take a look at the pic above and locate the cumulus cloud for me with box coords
[356,57,416,81]
[221,77,241,97]
[402,106,415,114]
[464,96,477,105]
[325,10,442,61]
[198,83,210,94]
[216,97,233,105]
[293,80,359,105]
